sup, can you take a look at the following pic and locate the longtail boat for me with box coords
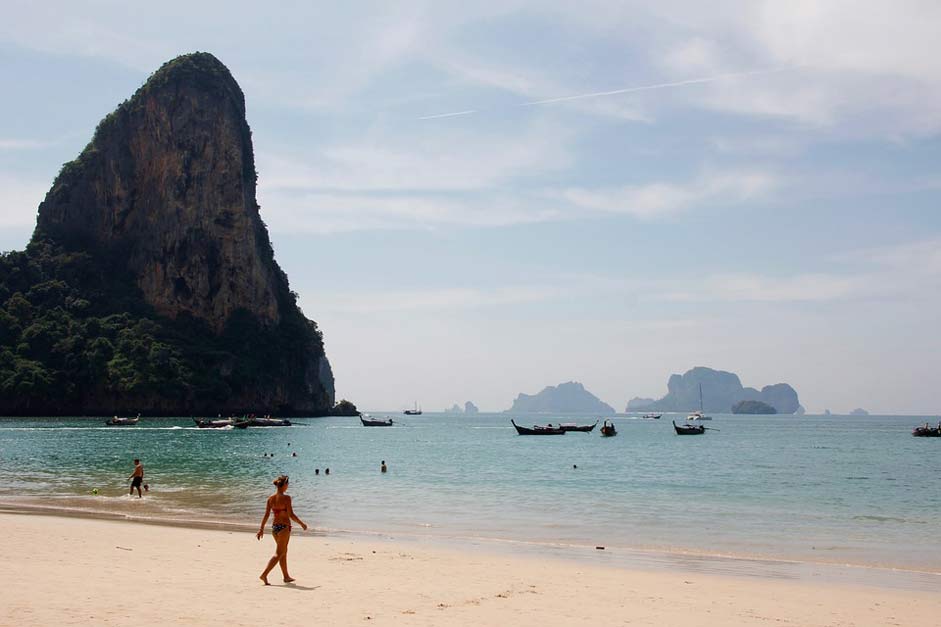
[600,420,617,437]
[559,420,598,433]
[233,417,292,428]
[673,420,704,435]
[361,416,394,427]
[105,415,139,426]
[912,425,941,437]
[194,417,235,429]
[511,419,565,435]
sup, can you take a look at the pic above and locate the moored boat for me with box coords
[674,420,705,435]
[361,415,394,427]
[642,413,662,420]
[403,401,422,415]
[687,384,712,420]
[600,420,617,437]
[912,423,941,437]
[194,417,235,429]
[233,416,292,428]
[511,419,565,435]
[105,415,140,426]
[559,420,598,433]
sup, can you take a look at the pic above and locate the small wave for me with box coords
[852,515,924,524]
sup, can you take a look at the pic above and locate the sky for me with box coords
[1,1,940,414]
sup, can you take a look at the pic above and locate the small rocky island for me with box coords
[0,52,337,416]
[506,381,615,414]
[445,401,479,414]
[635,367,801,414]
[626,397,656,411]
[731,400,777,414]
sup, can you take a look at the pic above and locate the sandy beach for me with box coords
[1,512,937,626]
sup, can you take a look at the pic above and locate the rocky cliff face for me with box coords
[506,381,615,414]
[643,367,800,414]
[6,52,335,416]
[36,53,279,330]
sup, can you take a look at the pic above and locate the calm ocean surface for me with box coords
[1,413,940,572]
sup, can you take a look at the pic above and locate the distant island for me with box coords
[445,401,479,414]
[506,382,615,414]
[731,400,777,415]
[636,367,800,414]
[626,397,656,411]
[0,53,338,416]
[850,408,870,416]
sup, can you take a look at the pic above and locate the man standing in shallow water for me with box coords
[128,459,144,498]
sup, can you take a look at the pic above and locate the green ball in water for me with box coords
[91,488,99,495]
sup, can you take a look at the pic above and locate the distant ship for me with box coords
[404,401,422,415]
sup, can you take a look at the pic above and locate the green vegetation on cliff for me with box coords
[0,238,326,415]
[731,400,777,415]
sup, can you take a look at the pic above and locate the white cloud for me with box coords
[258,190,565,234]
[257,118,573,194]
[0,139,53,151]
[560,170,778,219]
[0,175,47,228]
[314,285,561,313]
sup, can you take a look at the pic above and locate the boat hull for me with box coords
[511,420,566,435]
[673,420,704,435]
[194,418,234,429]
[233,418,292,428]
[361,417,394,427]
[559,421,598,433]
[912,427,941,437]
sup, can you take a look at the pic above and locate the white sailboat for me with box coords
[687,384,713,421]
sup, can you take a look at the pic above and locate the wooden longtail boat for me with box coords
[559,420,599,433]
[600,420,617,437]
[912,425,941,437]
[673,420,704,435]
[233,417,292,428]
[193,418,235,429]
[105,416,139,426]
[511,419,566,435]
[361,416,394,427]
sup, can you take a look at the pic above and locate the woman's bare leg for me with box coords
[260,532,286,585]
[278,531,294,582]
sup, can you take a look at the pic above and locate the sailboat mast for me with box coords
[699,383,703,412]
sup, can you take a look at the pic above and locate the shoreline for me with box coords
[1,512,939,627]
[3,501,939,592]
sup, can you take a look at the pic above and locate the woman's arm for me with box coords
[287,496,308,531]
[256,498,272,539]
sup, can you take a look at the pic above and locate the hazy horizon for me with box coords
[2,2,940,414]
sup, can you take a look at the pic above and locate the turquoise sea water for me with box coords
[1,413,939,572]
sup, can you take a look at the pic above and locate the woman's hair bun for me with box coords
[273,475,289,487]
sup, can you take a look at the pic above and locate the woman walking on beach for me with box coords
[256,475,308,585]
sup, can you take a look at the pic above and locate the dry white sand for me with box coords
[0,512,937,626]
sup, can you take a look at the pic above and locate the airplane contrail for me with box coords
[418,66,797,120]
[417,109,478,120]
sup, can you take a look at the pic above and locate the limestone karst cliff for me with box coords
[0,52,334,416]
[639,367,800,414]
[505,382,615,414]
[36,53,279,329]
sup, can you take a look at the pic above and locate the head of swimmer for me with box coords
[273,475,289,492]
